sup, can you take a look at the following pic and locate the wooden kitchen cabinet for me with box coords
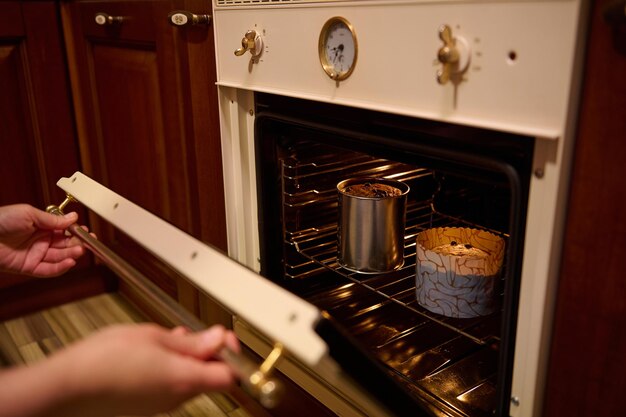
[544,0,626,415]
[0,0,82,240]
[0,1,111,319]
[60,0,227,320]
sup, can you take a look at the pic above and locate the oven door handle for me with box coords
[53,171,433,417]
[47,196,282,408]
[54,172,326,367]
[51,172,329,406]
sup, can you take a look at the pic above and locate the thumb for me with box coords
[31,208,78,231]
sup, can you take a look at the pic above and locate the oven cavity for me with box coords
[255,93,532,417]
[281,140,505,416]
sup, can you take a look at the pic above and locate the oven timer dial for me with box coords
[436,25,471,84]
[318,17,358,81]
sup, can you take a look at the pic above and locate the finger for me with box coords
[170,326,191,336]
[42,246,85,262]
[31,208,79,231]
[78,224,98,240]
[224,331,240,354]
[31,258,77,277]
[168,326,239,355]
[67,235,85,247]
[174,359,237,392]
[49,233,85,250]
[159,325,228,359]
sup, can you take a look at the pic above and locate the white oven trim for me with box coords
[218,86,261,271]
[213,1,582,143]
[215,82,561,141]
[215,87,584,417]
[213,0,589,415]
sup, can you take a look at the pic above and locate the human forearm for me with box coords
[0,359,76,417]
[0,324,239,417]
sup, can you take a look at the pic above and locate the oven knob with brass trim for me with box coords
[436,25,471,84]
[234,30,263,57]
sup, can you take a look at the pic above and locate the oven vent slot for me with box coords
[216,0,349,7]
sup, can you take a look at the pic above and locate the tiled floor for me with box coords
[0,292,252,417]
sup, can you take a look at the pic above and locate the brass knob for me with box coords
[46,194,77,216]
[94,12,123,26]
[168,10,211,27]
[248,343,284,408]
[436,25,460,84]
[234,30,263,57]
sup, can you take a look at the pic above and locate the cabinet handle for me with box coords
[168,10,211,27]
[94,12,123,26]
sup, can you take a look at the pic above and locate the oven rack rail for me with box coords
[283,205,506,345]
[281,165,431,209]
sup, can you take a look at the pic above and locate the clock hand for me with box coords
[334,44,344,64]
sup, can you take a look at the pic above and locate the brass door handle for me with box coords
[94,12,123,26]
[168,10,211,27]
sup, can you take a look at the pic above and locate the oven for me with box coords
[211,1,588,416]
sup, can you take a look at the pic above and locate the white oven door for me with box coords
[55,171,432,417]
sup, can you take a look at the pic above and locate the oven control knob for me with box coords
[234,30,263,57]
[436,25,471,84]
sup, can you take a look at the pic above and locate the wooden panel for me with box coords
[90,44,170,216]
[63,0,217,235]
[0,2,40,208]
[0,267,117,321]
[179,0,228,247]
[0,42,40,206]
[543,0,626,416]
[0,1,95,302]
[0,1,84,207]
[20,1,85,205]
[61,0,227,317]
[0,1,24,36]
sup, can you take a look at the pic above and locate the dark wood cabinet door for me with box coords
[0,1,81,211]
[0,1,107,317]
[544,0,626,415]
[0,1,83,284]
[61,0,227,313]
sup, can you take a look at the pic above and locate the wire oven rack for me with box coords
[280,149,507,345]
[278,144,508,417]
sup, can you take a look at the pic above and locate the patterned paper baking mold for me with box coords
[415,227,505,318]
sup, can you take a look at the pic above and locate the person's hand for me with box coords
[47,323,241,417]
[0,204,86,277]
[0,323,241,417]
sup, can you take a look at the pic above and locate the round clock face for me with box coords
[319,17,357,81]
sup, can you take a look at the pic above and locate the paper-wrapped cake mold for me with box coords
[415,227,505,318]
